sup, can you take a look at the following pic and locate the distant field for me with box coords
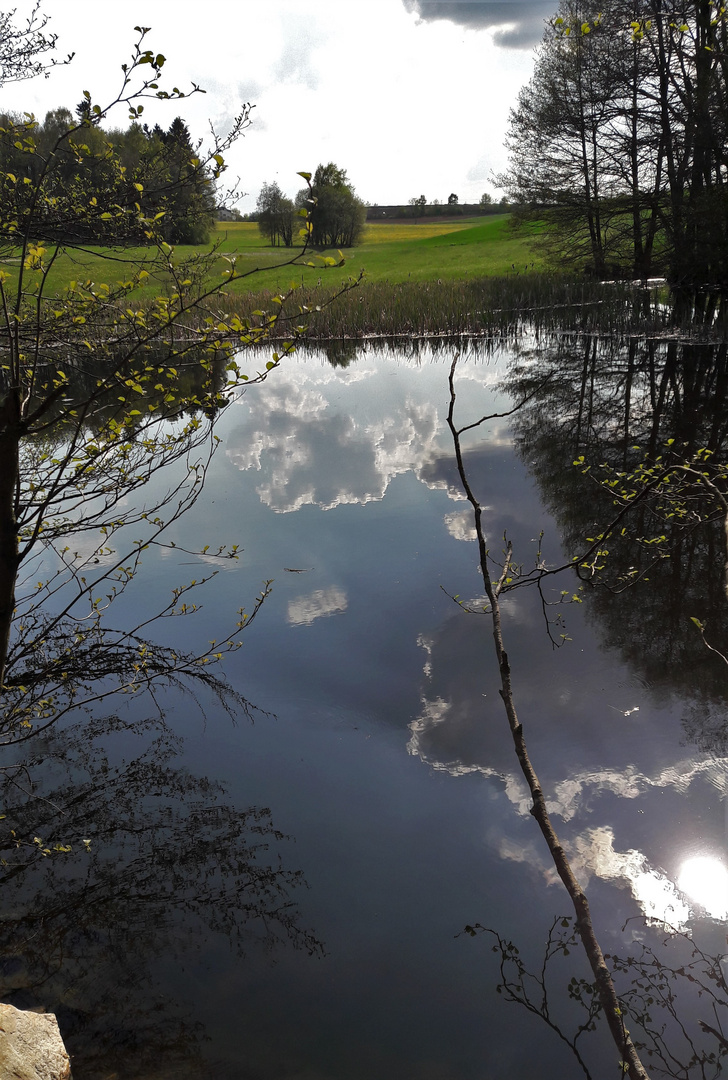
[6,216,545,301]
[208,215,545,289]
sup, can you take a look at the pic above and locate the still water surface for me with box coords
[5,340,728,1079]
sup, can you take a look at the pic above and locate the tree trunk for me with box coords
[448,359,652,1080]
[0,388,21,690]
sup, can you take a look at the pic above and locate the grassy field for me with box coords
[2,215,670,339]
[192,216,544,290]
[4,215,546,302]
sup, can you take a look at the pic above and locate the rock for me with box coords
[0,1003,71,1080]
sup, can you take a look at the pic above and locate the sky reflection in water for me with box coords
[221,343,728,920]
[17,340,727,1079]
[200,340,727,1074]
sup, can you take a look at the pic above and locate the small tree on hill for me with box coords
[256,180,295,246]
[299,162,366,248]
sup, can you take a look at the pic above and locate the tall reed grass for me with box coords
[211,274,684,343]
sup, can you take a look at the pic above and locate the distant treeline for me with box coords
[243,202,512,224]
[365,203,511,221]
[0,104,217,246]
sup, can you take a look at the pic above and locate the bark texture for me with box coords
[0,388,21,689]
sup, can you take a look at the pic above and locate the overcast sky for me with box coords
[2,0,553,211]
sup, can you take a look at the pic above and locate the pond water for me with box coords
[3,338,728,1079]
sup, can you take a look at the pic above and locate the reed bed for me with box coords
[212,274,683,343]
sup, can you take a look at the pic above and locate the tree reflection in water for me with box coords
[444,338,728,1078]
[468,913,728,1080]
[0,711,321,1079]
[505,335,728,753]
[0,320,329,1077]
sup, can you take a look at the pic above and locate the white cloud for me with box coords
[2,0,537,211]
[545,757,728,823]
[407,689,728,924]
[417,633,434,679]
[407,697,502,779]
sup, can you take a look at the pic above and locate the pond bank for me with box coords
[206,273,727,344]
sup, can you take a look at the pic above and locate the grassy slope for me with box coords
[336,217,544,284]
[8,216,545,302]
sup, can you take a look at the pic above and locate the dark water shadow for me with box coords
[0,711,322,1079]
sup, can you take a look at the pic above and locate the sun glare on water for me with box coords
[677,856,728,920]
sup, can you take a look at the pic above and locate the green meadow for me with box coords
[3,215,545,304]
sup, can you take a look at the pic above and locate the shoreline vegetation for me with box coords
[3,216,726,344]
[216,275,673,343]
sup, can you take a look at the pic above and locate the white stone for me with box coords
[0,1004,71,1080]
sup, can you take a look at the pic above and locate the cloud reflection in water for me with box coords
[408,695,728,927]
[226,369,443,514]
[287,587,348,627]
